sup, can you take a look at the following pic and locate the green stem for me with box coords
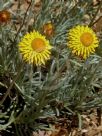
[78,113,82,130]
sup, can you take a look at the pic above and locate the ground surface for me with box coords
[2,0,102,136]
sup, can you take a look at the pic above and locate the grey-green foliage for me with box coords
[0,0,102,133]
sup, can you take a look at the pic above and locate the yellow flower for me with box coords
[68,25,99,59]
[18,31,52,66]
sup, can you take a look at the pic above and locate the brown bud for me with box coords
[0,10,11,23]
[43,22,54,37]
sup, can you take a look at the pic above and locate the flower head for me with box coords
[68,25,99,59]
[43,22,54,37]
[18,31,52,66]
[0,10,11,23]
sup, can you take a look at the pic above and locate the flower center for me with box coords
[80,32,93,46]
[31,38,45,52]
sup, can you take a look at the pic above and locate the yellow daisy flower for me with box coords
[18,31,52,66]
[68,25,99,59]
